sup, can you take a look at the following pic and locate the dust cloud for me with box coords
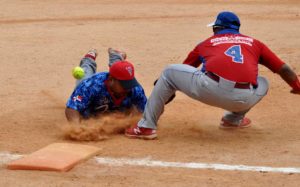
[62,112,141,141]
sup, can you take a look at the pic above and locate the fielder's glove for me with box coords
[154,79,176,104]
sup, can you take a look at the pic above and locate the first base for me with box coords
[7,143,101,172]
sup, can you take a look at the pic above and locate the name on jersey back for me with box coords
[211,36,253,46]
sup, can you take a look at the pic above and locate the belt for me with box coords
[205,71,256,89]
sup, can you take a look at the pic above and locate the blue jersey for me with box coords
[66,72,147,118]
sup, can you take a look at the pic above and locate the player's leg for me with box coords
[220,76,269,128]
[126,64,203,139]
[108,48,126,67]
[220,110,251,128]
[76,49,98,86]
[137,64,202,129]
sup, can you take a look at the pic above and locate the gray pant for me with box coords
[138,64,269,129]
[75,52,124,86]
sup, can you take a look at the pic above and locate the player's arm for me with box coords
[131,86,147,113]
[183,45,202,68]
[65,108,81,124]
[277,64,300,94]
[65,82,95,123]
[259,42,300,94]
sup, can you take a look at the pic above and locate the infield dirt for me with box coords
[0,0,300,186]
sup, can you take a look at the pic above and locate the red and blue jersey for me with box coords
[183,29,284,85]
[66,72,147,118]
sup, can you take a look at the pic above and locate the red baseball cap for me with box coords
[109,61,140,90]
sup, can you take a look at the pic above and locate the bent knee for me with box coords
[162,64,194,77]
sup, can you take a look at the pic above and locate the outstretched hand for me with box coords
[291,75,300,95]
[291,89,300,95]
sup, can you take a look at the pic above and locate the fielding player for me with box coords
[125,11,300,139]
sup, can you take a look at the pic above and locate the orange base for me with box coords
[7,143,101,172]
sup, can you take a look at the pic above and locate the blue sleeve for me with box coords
[131,86,147,112]
[66,81,96,112]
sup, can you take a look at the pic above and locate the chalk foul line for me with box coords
[1,152,299,174]
[94,157,300,174]
[0,152,22,165]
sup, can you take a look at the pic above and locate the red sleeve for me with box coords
[259,42,285,73]
[183,46,202,68]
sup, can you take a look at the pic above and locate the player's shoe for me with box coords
[108,48,127,61]
[84,49,98,60]
[219,117,251,129]
[125,124,157,140]
[108,48,127,67]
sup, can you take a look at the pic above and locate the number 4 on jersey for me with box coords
[224,45,244,64]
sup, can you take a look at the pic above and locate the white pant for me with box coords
[138,64,269,129]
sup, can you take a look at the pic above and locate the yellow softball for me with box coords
[72,66,85,79]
